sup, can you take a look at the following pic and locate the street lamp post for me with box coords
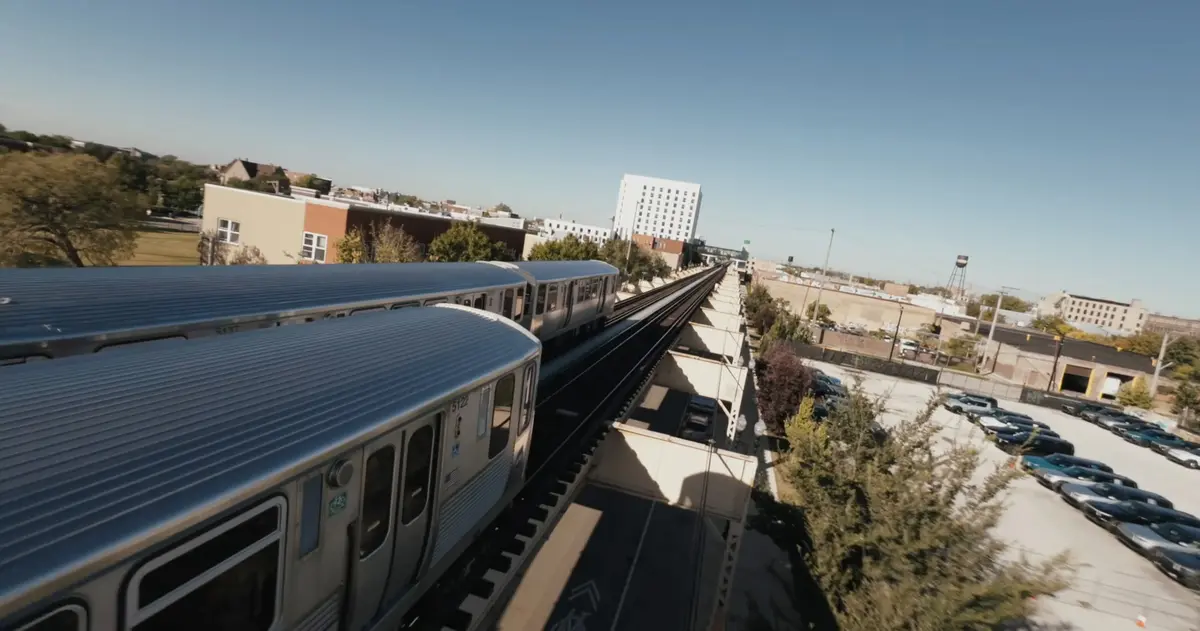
[887,305,905,362]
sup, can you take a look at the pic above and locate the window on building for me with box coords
[301,232,327,263]
[217,219,240,244]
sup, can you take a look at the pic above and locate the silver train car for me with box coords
[0,304,542,631]
[487,260,619,343]
[0,260,619,365]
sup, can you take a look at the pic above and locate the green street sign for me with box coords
[743,240,750,245]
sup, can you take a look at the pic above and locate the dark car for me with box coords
[1084,408,1126,423]
[1059,482,1172,510]
[1100,418,1155,433]
[1064,402,1111,418]
[993,432,1074,456]
[1150,548,1200,590]
[988,424,1060,440]
[1127,431,1191,451]
[1020,453,1113,475]
[1082,500,1200,532]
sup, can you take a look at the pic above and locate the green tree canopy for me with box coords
[427,221,508,262]
[335,221,421,264]
[598,239,672,284]
[804,302,833,325]
[0,152,141,267]
[491,202,514,215]
[752,386,1071,631]
[1172,381,1199,415]
[977,293,1032,313]
[527,234,601,261]
[1117,376,1154,409]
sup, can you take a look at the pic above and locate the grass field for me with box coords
[121,231,199,266]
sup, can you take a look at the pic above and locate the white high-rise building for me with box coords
[612,174,702,242]
[540,218,612,244]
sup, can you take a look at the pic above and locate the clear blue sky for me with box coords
[2,1,1197,315]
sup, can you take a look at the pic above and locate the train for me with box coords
[0,260,620,366]
[0,304,543,631]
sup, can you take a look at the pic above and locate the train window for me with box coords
[401,421,437,524]
[127,497,284,631]
[488,374,516,459]
[519,364,536,434]
[547,286,559,312]
[351,307,386,316]
[477,385,492,439]
[502,289,514,319]
[359,446,397,559]
[391,301,420,309]
[514,285,526,320]
[534,288,547,315]
[299,474,323,558]
[16,603,86,631]
[424,298,447,306]
[474,294,485,309]
[96,335,187,353]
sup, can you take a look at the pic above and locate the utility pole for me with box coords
[1046,335,1064,392]
[806,228,835,323]
[1150,333,1172,401]
[983,289,1007,371]
[887,305,905,362]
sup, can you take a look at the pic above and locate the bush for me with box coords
[752,389,1072,630]
[756,344,813,433]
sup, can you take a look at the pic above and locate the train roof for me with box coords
[0,263,525,347]
[500,260,620,283]
[0,304,540,615]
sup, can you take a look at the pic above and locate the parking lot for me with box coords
[808,361,1200,631]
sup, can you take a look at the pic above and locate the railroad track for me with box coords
[401,265,725,631]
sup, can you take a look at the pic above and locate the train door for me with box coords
[563,281,577,326]
[381,413,442,603]
[345,429,405,630]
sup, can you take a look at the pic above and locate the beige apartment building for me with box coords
[1036,291,1146,334]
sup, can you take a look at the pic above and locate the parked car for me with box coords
[1082,500,1200,532]
[1151,440,1200,456]
[1020,453,1113,476]
[1059,482,1172,510]
[1080,407,1122,423]
[1091,409,1143,426]
[993,432,1074,456]
[1149,548,1200,590]
[987,424,1060,441]
[1033,465,1136,490]
[1164,446,1200,470]
[1114,521,1200,557]
[1103,419,1157,434]
[813,369,842,386]
[1063,402,1112,418]
[944,395,997,417]
[680,395,716,443]
[977,414,1050,434]
[1125,429,1192,450]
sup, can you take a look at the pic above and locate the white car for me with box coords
[1165,447,1200,470]
[1058,481,1172,510]
[1035,466,1136,490]
[1115,522,1200,555]
[944,395,996,417]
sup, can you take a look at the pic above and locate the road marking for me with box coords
[610,501,655,631]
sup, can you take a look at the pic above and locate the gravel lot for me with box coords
[809,361,1200,631]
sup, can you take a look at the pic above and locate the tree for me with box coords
[527,234,601,261]
[427,221,506,262]
[598,239,672,284]
[980,308,1007,324]
[491,202,514,215]
[805,302,833,325]
[761,308,813,356]
[945,335,978,360]
[0,152,141,267]
[1030,315,1073,337]
[228,245,268,265]
[978,293,1031,313]
[1173,381,1199,415]
[1117,376,1154,409]
[1165,336,1199,371]
[335,221,421,264]
[197,231,267,265]
[751,393,1071,631]
[755,344,813,433]
[1115,330,1164,357]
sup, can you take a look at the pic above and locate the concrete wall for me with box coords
[654,351,746,404]
[818,330,896,358]
[676,324,744,360]
[201,185,307,264]
[303,201,350,263]
[760,278,937,333]
[982,340,1144,401]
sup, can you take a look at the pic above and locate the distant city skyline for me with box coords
[2,2,1197,316]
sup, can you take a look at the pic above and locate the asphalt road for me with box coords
[943,316,1154,373]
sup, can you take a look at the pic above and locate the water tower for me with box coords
[945,255,968,302]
